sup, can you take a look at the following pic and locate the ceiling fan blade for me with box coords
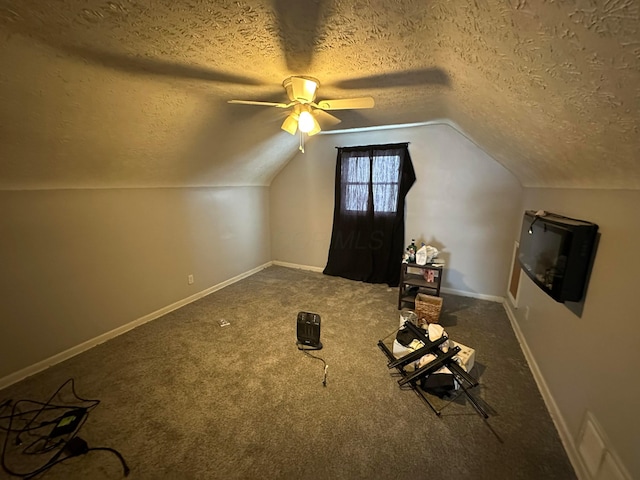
[272,0,331,72]
[228,100,291,108]
[316,97,375,110]
[60,44,263,85]
[313,109,342,128]
[331,68,450,89]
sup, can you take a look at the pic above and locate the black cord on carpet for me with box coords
[0,379,129,478]
[297,345,328,386]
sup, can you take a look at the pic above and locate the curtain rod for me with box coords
[335,142,410,150]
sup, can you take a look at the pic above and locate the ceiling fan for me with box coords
[228,76,375,138]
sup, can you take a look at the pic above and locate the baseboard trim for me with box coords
[271,264,506,302]
[271,260,324,273]
[503,302,588,480]
[0,262,273,390]
[440,287,504,303]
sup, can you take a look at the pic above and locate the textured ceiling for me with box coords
[0,0,639,189]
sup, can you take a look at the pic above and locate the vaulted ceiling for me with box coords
[1,0,639,190]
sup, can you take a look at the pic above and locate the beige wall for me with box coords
[512,188,639,479]
[0,187,270,379]
[270,123,523,298]
[5,124,636,477]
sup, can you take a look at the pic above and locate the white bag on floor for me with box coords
[427,323,450,352]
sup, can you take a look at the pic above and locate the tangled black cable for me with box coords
[0,379,129,478]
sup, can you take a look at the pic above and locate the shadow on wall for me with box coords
[406,236,480,296]
[419,237,447,264]
[416,237,463,294]
[441,268,475,295]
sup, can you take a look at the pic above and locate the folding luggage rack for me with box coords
[377,321,489,418]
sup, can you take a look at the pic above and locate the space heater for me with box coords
[296,311,322,350]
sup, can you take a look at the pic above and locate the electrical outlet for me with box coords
[524,306,530,320]
[188,274,194,285]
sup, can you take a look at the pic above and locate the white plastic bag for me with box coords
[416,244,439,265]
[425,245,439,263]
[428,323,450,352]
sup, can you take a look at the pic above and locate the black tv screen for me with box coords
[518,211,598,303]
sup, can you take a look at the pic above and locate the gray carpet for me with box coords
[0,266,576,479]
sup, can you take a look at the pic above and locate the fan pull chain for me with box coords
[299,130,305,153]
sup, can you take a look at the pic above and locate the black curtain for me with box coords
[323,143,416,287]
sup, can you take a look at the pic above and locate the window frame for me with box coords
[341,151,401,214]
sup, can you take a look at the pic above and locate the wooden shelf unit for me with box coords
[398,262,444,309]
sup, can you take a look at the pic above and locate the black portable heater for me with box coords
[296,311,322,350]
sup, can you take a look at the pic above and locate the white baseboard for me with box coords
[271,260,324,273]
[503,302,590,480]
[440,287,504,303]
[0,262,273,391]
[271,263,506,303]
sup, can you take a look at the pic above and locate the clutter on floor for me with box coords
[378,303,487,418]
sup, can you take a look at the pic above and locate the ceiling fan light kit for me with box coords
[281,113,299,135]
[297,110,315,133]
[228,75,375,150]
[281,103,321,136]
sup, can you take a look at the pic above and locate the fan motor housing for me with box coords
[283,76,319,104]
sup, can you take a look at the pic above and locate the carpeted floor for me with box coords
[0,266,577,479]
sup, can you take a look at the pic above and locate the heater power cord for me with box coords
[297,346,328,387]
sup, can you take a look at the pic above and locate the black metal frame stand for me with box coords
[377,321,488,418]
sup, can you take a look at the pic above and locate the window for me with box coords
[342,152,401,213]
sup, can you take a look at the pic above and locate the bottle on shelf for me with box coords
[407,238,417,263]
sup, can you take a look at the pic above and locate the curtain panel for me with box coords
[323,143,416,287]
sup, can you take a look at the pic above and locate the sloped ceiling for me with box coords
[0,0,638,190]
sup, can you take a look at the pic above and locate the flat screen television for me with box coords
[518,210,598,303]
